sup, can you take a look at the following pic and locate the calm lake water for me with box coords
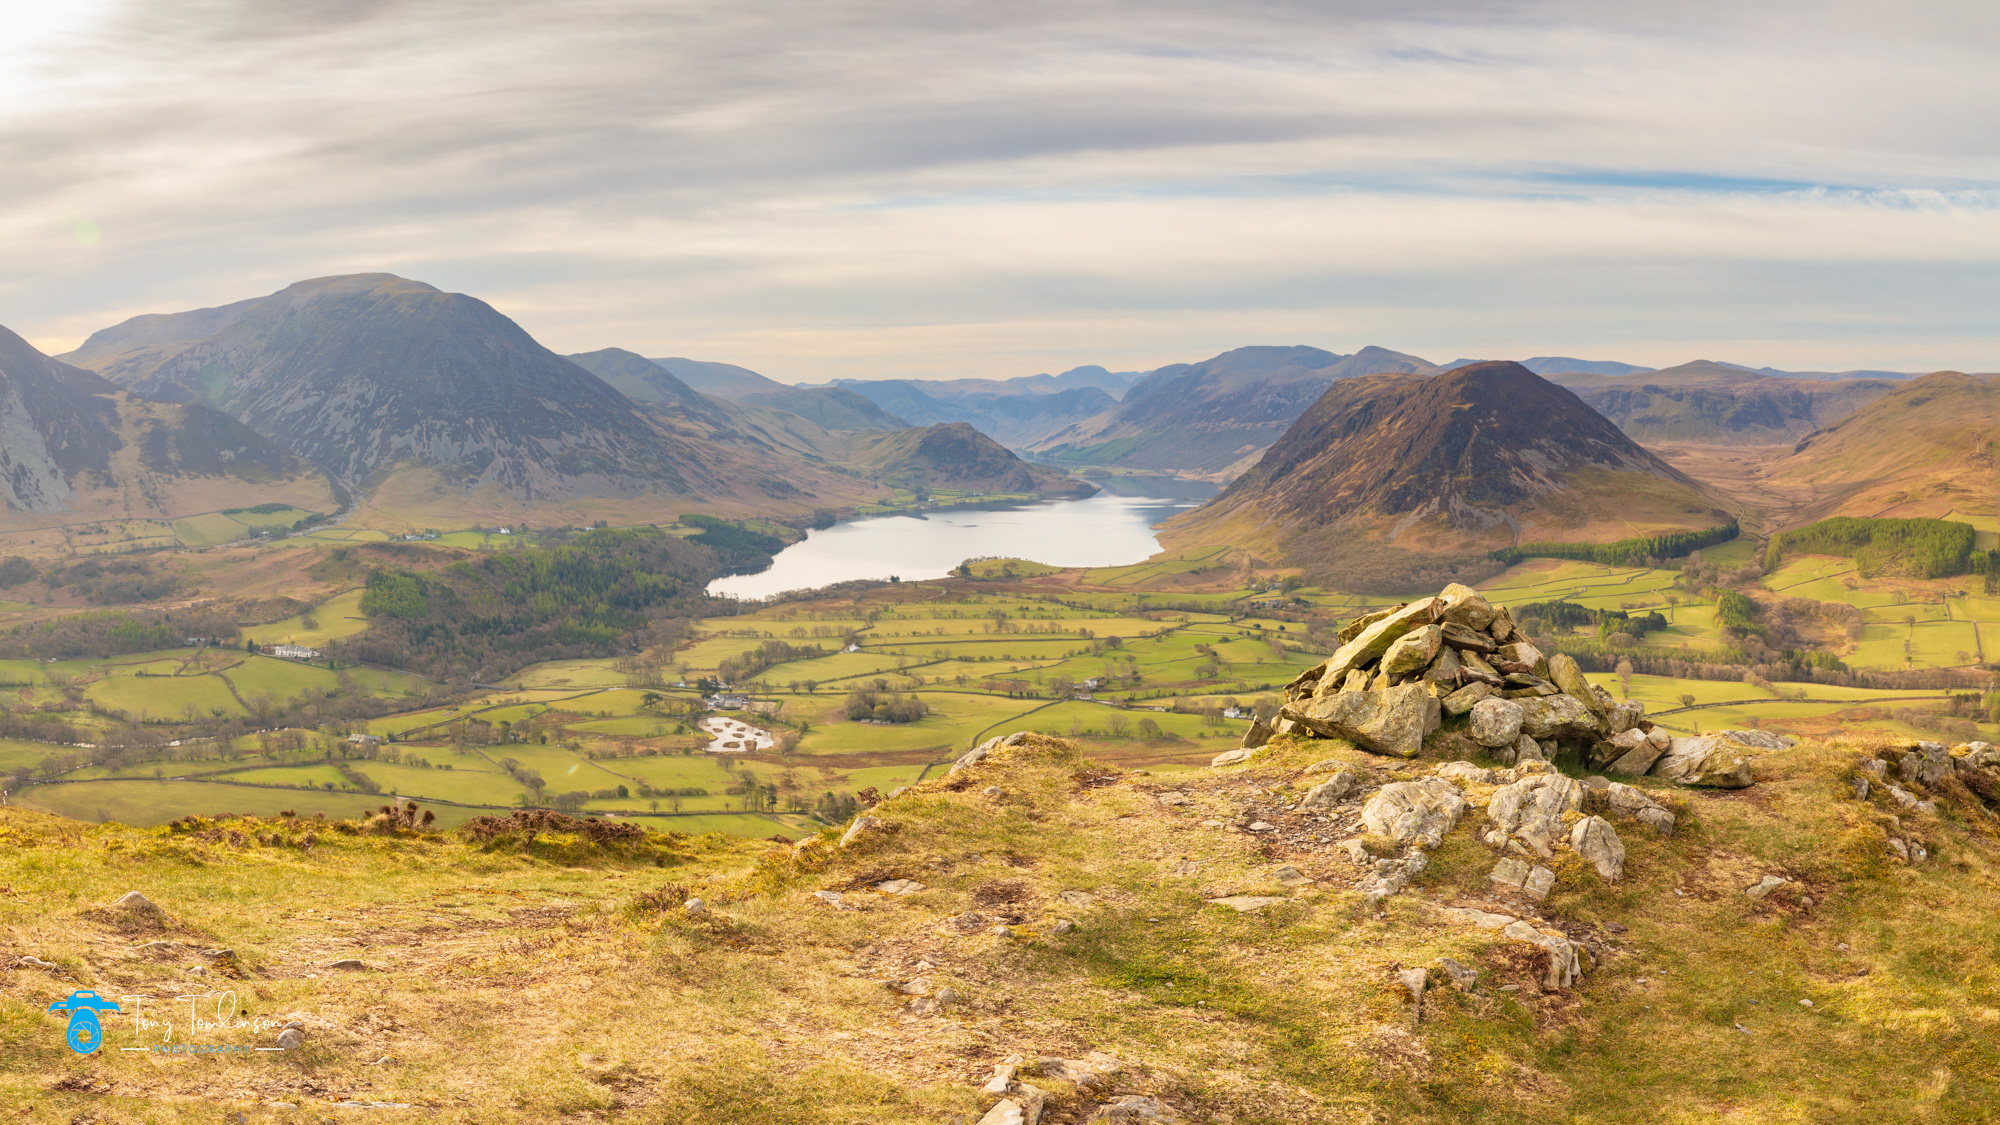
[708,478,1216,600]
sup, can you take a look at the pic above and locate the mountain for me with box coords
[1758,371,1999,523]
[1171,362,1732,570]
[831,379,1119,447]
[842,423,1096,498]
[60,275,742,504]
[650,357,791,399]
[567,349,906,433]
[1007,365,1143,398]
[1523,356,1655,377]
[1543,361,1901,445]
[0,324,335,524]
[1031,345,1435,476]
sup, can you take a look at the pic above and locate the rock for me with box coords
[1502,920,1584,989]
[1300,768,1360,809]
[874,878,927,895]
[1036,1053,1123,1093]
[1049,920,1077,935]
[1605,782,1675,836]
[1313,598,1440,692]
[1857,756,1887,777]
[1211,747,1255,767]
[1745,875,1786,900]
[1886,837,1909,861]
[1652,735,1755,788]
[1516,693,1599,740]
[1569,816,1625,881]
[1489,856,1531,888]
[1440,621,1498,653]
[1362,778,1468,848]
[1489,604,1522,644]
[891,977,932,995]
[1247,821,1277,832]
[1441,681,1496,716]
[982,1064,1018,1096]
[1084,1095,1181,1123]
[812,890,850,909]
[1447,906,1518,930]
[1240,719,1273,750]
[1852,776,1871,800]
[1900,742,1952,788]
[1339,838,1372,864]
[113,891,161,914]
[683,898,709,916]
[1397,966,1428,1006]
[1435,582,1497,630]
[839,815,885,848]
[1546,653,1604,719]
[1208,895,1289,912]
[1381,625,1443,675]
[1359,850,1428,904]
[979,1099,1028,1125]
[1421,646,1463,687]
[327,958,368,971]
[1270,865,1312,886]
[1721,729,1793,750]
[1438,957,1478,991]
[1457,648,1504,685]
[276,1028,305,1050]
[1486,773,1583,857]
[1288,683,1438,758]
[1514,734,1546,763]
[1435,761,1494,784]
[982,786,1006,799]
[1606,728,1667,776]
[951,746,990,775]
[1058,890,1097,908]
[1493,640,1546,676]
[1607,700,1644,735]
[1524,865,1556,900]
[1468,697,1524,748]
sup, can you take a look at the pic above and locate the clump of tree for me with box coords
[717,640,824,685]
[0,607,241,660]
[679,514,789,562]
[332,527,719,681]
[1489,523,1739,568]
[1765,517,1976,579]
[43,556,182,604]
[844,688,929,723]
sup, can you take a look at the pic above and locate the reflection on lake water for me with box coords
[708,484,1213,600]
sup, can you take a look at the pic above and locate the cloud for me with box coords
[0,0,1995,375]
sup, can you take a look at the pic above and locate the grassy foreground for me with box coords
[2,728,1997,1122]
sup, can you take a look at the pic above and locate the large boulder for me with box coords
[1653,735,1756,788]
[1569,815,1625,881]
[1441,681,1494,716]
[1605,727,1669,775]
[1286,683,1438,758]
[1493,641,1546,676]
[1468,697,1525,749]
[1900,742,1952,788]
[1312,600,1439,694]
[1546,653,1604,720]
[1362,778,1468,848]
[1434,583,1497,631]
[1516,693,1600,740]
[1486,773,1582,856]
[1605,781,1675,836]
[1381,625,1443,676]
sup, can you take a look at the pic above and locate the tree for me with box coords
[1677,693,1696,709]
[1904,614,1918,636]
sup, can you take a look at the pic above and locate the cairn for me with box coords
[1241,583,1688,771]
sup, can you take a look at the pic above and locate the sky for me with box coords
[2,0,1997,381]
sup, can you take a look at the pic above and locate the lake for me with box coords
[708,477,1217,600]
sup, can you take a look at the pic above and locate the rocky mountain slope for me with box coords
[843,422,1096,497]
[0,325,335,525]
[831,379,1120,447]
[1032,345,1437,476]
[1172,362,1731,566]
[60,275,725,502]
[1544,361,1901,446]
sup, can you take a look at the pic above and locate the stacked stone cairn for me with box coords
[1240,581,1759,788]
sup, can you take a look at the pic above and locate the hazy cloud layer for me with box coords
[2,0,1996,377]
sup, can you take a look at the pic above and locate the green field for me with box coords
[244,588,373,646]
[84,673,246,721]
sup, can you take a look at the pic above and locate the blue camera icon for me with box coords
[49,991,123,1054]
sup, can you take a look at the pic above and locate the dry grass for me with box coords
[2,732,1998,1122]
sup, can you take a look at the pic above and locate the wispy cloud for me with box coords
[1,0,1995,376]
